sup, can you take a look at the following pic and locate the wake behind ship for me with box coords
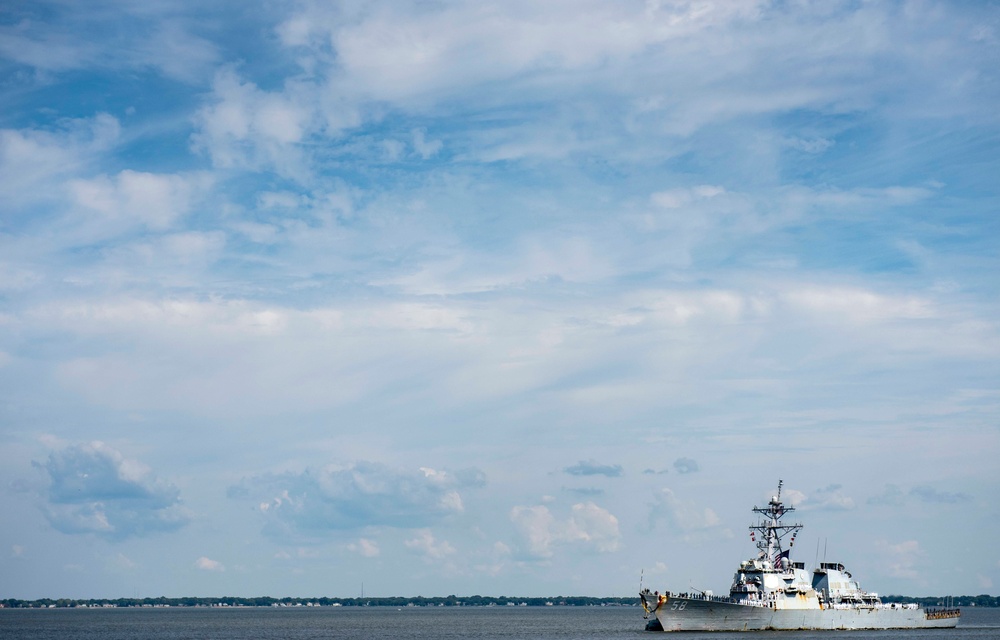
[639,481,960,631]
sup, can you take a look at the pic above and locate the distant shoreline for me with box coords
[3,594,997,609]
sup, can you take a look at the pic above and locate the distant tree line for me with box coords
[883,594,997,608]
[2,594,997,609]
[0,595,639,609]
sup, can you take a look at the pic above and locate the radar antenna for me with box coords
[749,479,802,571]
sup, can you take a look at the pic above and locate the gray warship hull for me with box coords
[652,596,960,631]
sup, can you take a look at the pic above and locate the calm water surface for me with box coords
[1,606,997,640]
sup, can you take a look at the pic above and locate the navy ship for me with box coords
[639,481,960,631]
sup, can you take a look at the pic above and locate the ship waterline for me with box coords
[639,481,960,631]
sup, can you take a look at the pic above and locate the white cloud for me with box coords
[565,502,621,553]
[137,21,220,83]
[110,553,137,571]
[876,540,923,579]
[231,461,480,539]
[195,556,225,572]
[672,458,699,474]
[781,487,808,507]
[0,114,120,209]
[316,0,764,108]
[798,485,856,511]
[405,529,456,561]
[197,0,983,170]
[0,263,42,293]
[564,460,623,478]
[783,136,834,153]
[33,441,191,539]
[868,484,906,507]
[784,286,933,324]
[647,488,722,537]
[411,129,442,159]
[386,234,617,296]
[650,185,726,209]
[509,505,560,559]
[191,68,315,176]
[1,0,997,600]
[510,501,620,558]
[909,485,971,504]
[69,170,212,232]
[347,538,380,558]
[15,269,990,426]
[782,185,936,213]
[0,7,218,82]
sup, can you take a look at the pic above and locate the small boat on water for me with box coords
[639,481,960,631]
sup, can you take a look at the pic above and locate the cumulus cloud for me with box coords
[33,441,190,539]
[69,170,212,232]
[798,484,856,511]
[347,538,380,558]
[647,488,722,537]
[876,540,923,579]
[909,485,971,504]
[405,529,456,561]
[231,461,482,539]
[510,501,620,558]
[868,484,971,507]
[110,553,137,571]
[868,484,907,507]
[672,457,699,474]
[563,459,623,478]
[780,489,807,507]
[195,556,225,572]
[191,68,316,177]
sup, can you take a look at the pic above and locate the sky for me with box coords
[1,0,998,601]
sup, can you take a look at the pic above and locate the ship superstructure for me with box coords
[639,481,960,631]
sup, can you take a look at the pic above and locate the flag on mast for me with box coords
[774,549,790,568]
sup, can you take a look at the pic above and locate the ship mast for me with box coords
[749,480,802,571]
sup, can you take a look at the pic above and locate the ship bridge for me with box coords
[812,562,881,605]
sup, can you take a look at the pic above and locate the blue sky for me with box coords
[1,0,998,600]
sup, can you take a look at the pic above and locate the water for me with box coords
[0,606,997,639]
